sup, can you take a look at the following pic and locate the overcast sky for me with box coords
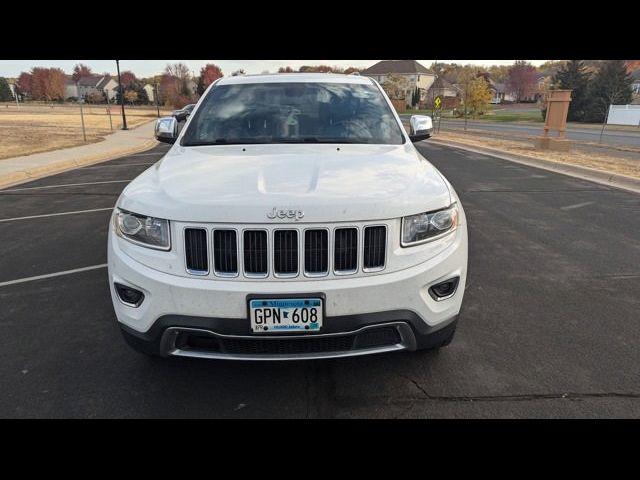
[0,60,549,78]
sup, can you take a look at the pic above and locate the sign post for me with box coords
[105,94,113,131]
[535,89,572,151]
[79,102,87,142]
[434,95,443,134]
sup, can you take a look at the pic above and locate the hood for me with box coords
[119,143,451,223]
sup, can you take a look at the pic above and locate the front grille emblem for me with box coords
[267,207,304,221]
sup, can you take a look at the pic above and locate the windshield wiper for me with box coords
[270,137,369,144]
[184,137,373,146]
[185,138,272,146]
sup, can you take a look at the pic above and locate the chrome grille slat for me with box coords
[273,230,298,276]
[244,230,268,276]
[334,227,358,274]
[184,228,208,274]
[363,226,386,271]
[305,229,328,276]
[213,229,238,276]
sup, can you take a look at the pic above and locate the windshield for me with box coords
[181,82,404,146]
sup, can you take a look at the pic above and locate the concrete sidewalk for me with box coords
[0,120,159,189]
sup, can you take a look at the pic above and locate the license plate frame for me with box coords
[246,293,326,334]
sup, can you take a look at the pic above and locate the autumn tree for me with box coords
[30,67,66,101]
[278,66,295,73]
[487,65,510,83]
[119,70,137,86]
[343,67,363,75]
[124,90,138,105]
[196,63,223,94]
[552,60,591,121]
[537,60,565,78]
[0,78,12,101]
[466,77,492,118]
[382,73,411,101]
[72,63,93,83]
[85,91,105,104]
[115,81,149,105]
[455,68,483,128]
[507,61,537,102]
[583,60,634,123]
[17,72,32,98]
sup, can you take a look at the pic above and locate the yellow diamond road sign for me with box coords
[434,96,442,110]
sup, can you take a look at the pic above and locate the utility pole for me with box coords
[116,60,128,130]
[431,59,437,120]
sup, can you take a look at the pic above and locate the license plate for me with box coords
[249,297,323,333]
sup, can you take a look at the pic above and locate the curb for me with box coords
[0,137,159,190]
[427,139,640,195]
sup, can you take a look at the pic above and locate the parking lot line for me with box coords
[0,264,108,288]
[130,152,168,156]
[1,180,131,192]
[560,201,596,211]
[80,163,154,169]
[0,207,113,223]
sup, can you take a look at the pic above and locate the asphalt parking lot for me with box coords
[1,141,639,418]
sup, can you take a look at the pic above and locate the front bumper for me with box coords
[108,223,467,360]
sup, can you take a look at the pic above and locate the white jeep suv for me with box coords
[107,73,468,360]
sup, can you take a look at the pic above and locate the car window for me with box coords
[181,82,404,145]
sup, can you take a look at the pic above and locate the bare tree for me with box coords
[507,61,537,102]
[164,63,191,82]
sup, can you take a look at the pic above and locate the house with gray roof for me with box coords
[362,60,435,107]
[64,74,119,101]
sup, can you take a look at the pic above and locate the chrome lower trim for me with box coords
[159,322,415,361]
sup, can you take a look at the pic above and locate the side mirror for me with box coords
[155,116,178,144]
[409,115,433,142]
[174,111,189,122]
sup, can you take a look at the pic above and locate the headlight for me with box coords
[401,204,458,247]
[115,209,171,250]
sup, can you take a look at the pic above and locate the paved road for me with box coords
[1,142,639,418]
[401,114,640,147]
[437,119,640,148]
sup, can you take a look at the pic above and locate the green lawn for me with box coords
[480,113,543,122]
[401,108,544,122]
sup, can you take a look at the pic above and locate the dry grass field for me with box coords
[0,103,173,159]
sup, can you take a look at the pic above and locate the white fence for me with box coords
[607,104,640,126]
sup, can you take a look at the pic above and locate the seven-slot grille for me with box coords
[184,225,387,278]
[363,226,386,270]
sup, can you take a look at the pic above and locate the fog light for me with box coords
[115,283,145,307]
[428,277,460,301]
